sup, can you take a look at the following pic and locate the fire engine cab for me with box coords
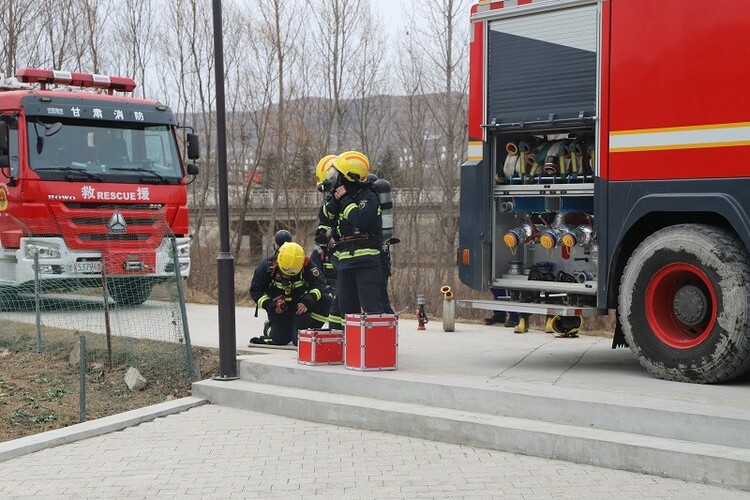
[0,68,199,306]
[458,0,750,383]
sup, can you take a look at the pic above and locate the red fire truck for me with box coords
[458,0,750,383]
[0,69,199,306]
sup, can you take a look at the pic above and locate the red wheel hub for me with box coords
[645,263,717,349]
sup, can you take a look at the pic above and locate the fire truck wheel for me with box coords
[108,279,154,307]
[618,224,750,383]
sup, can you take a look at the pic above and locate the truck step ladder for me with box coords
[457,299,606,317]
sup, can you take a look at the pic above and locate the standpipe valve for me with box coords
[416,294,428,331]
[441,286,455,332]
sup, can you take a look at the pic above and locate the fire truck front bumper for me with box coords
[8,236,191,288]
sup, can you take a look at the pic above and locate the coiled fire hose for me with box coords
[502,142,519,180]
[440,285,455,332]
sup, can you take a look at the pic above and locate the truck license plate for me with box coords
[72,261,103,273]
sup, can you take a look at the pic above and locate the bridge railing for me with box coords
[192,187,458,211]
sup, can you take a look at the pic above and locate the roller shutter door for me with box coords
[487,4,598,125]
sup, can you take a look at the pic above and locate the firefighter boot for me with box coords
[544,315,556,334]
[504,312,520,328]
[249,322,274,346]
[513,314,529,334]
[484,312,507,326]
[552,315,582,338]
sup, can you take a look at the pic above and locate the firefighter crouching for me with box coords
[249,241,332,346]
[322,151,384,328]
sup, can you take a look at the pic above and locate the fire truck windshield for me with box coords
[26,119,182,184]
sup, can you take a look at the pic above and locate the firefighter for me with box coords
[273,229,292,253]
[313,154,342,329]
[249,241,332,346]
[484,286,520,328]
[322,150,384,325]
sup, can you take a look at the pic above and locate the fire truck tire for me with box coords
[108,279,154,307]
[618,224,750,383]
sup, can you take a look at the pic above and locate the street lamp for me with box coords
[212,0,237,380]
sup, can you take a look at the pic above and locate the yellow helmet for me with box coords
[332,150,370,183]
[276,242,305,276]
[315,154,336,185]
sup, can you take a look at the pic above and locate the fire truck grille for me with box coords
[80,234,151,242]
[64,203,163,211]
[72,217,158,226]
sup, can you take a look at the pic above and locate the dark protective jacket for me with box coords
[250,256,326,312]
[310,245,336,287]
[324,184,382,270]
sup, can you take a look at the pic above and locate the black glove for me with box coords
[325,197,340,216]
[299,293,315,308]
[314,228,329,246]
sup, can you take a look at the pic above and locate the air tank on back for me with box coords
[372,178,394,242]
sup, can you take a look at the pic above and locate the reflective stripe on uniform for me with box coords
[333,248,381,260]
[342,203,356,219]
[310,289,322,301]
[328,314,343,327]
[323,205,337,219]
[258,294,270,308]
[311,312,328,323]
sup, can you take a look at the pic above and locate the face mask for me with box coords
[325,167,341,191]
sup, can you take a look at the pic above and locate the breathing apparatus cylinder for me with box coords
[373,178,394,242]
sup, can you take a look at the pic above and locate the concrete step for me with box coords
[237,357,750,450]
[191,378,750,491]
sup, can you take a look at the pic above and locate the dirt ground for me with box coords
[0,338,219,443]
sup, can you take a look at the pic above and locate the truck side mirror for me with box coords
[187,163,200,175]
[0,122,9,169]
[186,133,200,160]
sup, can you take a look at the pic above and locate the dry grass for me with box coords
[0,321,219,443]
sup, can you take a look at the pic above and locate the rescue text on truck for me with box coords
[457,0,750,384]
[0,68,199,306]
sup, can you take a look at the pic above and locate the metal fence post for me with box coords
[79,335,86,423]
[34,250,41,353]
[171,236,196,381]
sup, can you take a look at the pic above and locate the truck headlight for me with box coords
[176,242,190,258]
[26,242,61,259]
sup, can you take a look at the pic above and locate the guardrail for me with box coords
[190,187,459,213]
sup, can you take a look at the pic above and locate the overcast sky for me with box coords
[375,0,407,35]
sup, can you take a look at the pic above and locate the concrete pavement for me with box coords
[0,403,746,499]
[3,304,750,496]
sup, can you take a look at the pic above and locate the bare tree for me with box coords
[75,0,114,73]
[0,1,42,76]
[307,0,371,152]
[349,4,392,160]
[255,0,308,256]
[112,0,156,97]
[156,0,217,291]
[390,0,470,312]
[39,2,80,71]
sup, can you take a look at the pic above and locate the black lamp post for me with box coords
[212,0,237,380]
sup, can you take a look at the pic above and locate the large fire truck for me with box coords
[457,0,750,383]
[0,69,199,306]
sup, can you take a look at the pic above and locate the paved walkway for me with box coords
[1,404,746,499]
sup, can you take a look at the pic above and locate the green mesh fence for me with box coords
[0,208,194,383]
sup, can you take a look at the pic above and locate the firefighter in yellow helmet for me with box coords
[315,154,337,189]
[318,151,384,329]
[249,240,332,346]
